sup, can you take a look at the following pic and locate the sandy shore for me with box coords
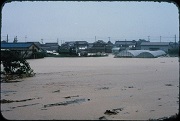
[1,55,179,120]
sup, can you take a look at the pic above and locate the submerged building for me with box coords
[114,50,166,58]
[140,42,170,53]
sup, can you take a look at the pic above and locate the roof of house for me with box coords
[94,40,106,44]
[75,41,88,45]
[1,42,40,51]
[140,42,170,46]
[115,41,136,45]
[27,42,41,46]
[1,43,34,49]
[44,43,59,46]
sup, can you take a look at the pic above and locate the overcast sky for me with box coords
[1,1,179,44]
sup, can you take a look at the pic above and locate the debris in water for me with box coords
[113,108,124,112]
[0,98,36,104]
[99,116,107,120]
[52,90,60,93]
[165,84,173,86]
[44,98,86,108]
[64,95,79,99]
[10,103,39,109]
[104,110,118,115]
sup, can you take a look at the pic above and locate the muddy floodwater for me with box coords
[1,55,179,120]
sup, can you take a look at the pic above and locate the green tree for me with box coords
[1,50,35,80]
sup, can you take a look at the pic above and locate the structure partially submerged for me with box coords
[114,50,166,58]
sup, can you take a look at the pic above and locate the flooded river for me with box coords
[1,55,179,120]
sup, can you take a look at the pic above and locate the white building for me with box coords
[114,50,166,58]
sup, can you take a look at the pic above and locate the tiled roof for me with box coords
[75,41,88,45]
[140,42,170,46]
[115,41,136,45]
[1,43,33,49]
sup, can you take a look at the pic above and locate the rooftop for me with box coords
[1,43,34,49]
[140,42,170,46]
[115,41,136,45]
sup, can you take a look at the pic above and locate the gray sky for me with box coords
[1,1,179,44]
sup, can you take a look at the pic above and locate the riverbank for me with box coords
[1,56,179,120]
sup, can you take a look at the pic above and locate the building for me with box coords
[114,40,136,50]
[41,42,60,52]
[112,47,120,54]
[140,42,170,53]
[89,40,107,53]
[74,41,89,52]
[115,50,166,58]
[105,41,114,53]
[1,42,40,58]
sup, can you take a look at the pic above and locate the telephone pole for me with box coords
[6,34,8,42]
[175,34,176,43]
[108,37,110,42]
[95,36,96,42]
[148,36,150,41]
[41,38,43,44]
[25,35,27,42]
[160,36,161,42]
[57,38,59,44]
[175,34,176,47]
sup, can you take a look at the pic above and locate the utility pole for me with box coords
[125,39,127,48]
[175,34,176,43]
[6,34,8,43]
[57,38,59,44]
[41,38,43,44]
[108,37,110,42]
[25,35,27,42]
[148,36,150,41]
[95,36,96,42]
[160,36,161,42]
[175,34,176,48]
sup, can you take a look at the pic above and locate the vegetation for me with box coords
[1,50,35,81]
[149,113,179,121]
[32,52,45,58]
[168,47,179,57]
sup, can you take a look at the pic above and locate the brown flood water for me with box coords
[1,55,179,120]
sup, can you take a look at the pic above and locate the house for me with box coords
[140,42,170,53]
[40,42,60,52]
[27,42,41,48]
[105,41,114,53]
[88,43,93,49]
[1,42,40,58]
[114,40,136,50]
[89,40,107,53]
[135,39,150,50]
[59,41,77,55]
[74,41,88,52]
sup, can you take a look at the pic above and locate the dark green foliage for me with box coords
[1,50,35,78]
[33,51,45,58]
[168,47,179,56]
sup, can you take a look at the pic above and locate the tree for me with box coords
[1,50,35,81]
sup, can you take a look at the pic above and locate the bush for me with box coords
[168,48,179,56]
[1,50,35,81]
